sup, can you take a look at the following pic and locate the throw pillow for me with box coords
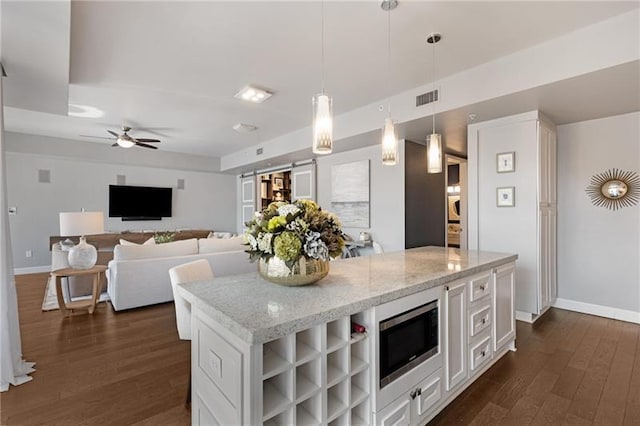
[119,237,156,246]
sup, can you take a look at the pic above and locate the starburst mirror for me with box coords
[585,168,640,210]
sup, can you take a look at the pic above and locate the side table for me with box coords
[51,265,107,317]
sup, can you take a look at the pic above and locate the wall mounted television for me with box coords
[109,185,172,221]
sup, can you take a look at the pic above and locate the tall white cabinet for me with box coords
[468,110,557,321]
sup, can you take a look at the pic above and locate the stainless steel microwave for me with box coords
[379,300,439,388]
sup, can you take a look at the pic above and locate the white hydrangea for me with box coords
[304,231,329,260]
[257,233,274,254]
[277,204,300,217]
[246,234,258,250]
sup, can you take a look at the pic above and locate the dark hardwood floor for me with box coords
[1,273,639,425]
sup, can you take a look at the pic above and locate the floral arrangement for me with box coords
[154,231,176,244]
[245,200,345,266]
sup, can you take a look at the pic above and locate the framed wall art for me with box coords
[497,186,515,207]
[497,152,515,173]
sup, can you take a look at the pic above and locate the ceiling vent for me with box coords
[416,89,439,107]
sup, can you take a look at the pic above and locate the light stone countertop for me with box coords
[177,246,517,345]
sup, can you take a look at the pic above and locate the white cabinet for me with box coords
[444,282,467,391]
[467,270,493,378]
[375,370,442,426]
[538,122,557,312]
[468,110,557,319]
[493,264,516,353]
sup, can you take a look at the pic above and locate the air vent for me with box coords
[416,89,439,107]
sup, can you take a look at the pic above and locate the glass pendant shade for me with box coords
[381,117,398,166]
[427,133,442,173]
[116,136,135,148]
[312,93,333,154]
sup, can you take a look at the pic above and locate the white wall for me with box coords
[7,152,237,270]
[316,142,405,253]
[222,10,639,171]
[556,112,639,315]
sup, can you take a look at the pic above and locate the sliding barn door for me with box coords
[240,175,256,230]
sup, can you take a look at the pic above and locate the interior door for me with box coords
[240,175,256,230]
[291,162,316,201]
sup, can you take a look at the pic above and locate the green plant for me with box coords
[154,231,176,244]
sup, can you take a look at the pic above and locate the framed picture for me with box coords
[497,186,515,207]
[273,177,284,189]
[448,195,461,221]
[497,151,515,173]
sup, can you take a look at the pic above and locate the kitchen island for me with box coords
[178,247,517,425]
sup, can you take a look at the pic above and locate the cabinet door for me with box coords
[493,264,515,352]
[444,282,467,391]
[412,370,442,425]
[376,397,411,426]
[539,208,550,312]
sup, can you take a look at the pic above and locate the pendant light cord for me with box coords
[387,7,392,117]
[321,0,325,93]
[432,35,436,135]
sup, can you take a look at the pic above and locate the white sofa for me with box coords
[107,236,255,311]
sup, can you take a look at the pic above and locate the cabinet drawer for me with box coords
[377,397,411,426]
[470,335,492,372]
[195,317,243,409]
[415,371,442,419]
[469,273,491,302]
[469,305,491,338]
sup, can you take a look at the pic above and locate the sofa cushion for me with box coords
[120,237,156,246]
[198,236,246,254]
[114,238,198,261]
[207,231,237,239]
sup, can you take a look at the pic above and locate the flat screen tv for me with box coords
[109,185,172,220]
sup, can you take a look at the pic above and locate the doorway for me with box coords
[445,155,468,249]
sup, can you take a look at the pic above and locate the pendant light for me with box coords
[312,0,333,155]
[381,0,398,166]
[427,32,442,174]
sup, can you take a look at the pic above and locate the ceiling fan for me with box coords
[82,126,161,149]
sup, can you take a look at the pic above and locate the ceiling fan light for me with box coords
[117,136,135,148]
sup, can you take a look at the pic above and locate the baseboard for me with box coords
[515,311,535,323]
[14,265,51,275]
[553,298,640,324]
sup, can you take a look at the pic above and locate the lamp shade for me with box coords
[427,133,443,174]
[381,117,398,166]
[59,212,104,237]
[312,93,333,154]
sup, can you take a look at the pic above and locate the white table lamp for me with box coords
[59,211,104,269]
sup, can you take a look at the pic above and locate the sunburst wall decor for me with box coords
[585,168,640,210]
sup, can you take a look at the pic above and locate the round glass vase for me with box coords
[258,256,329,286]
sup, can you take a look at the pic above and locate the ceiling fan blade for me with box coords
[107,130,120,138]
[80,135,115,140]
[134,138,161,143]
[112,142,119,147]
[135,141,158,150]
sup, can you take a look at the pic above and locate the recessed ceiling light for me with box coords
[233,123,258,133]
[234,86,273,103]
[68,104,104,118]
